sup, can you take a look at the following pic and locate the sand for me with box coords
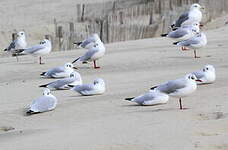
[0,23,228,149]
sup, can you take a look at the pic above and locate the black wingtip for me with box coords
[161,33,168,37]
[150,86,158,90]
[26,110,35,115]
[40,72,46,76]
[73,41,82,46]
[72,57,80,64]
[125,97,134,101]
[39,84,48,88]
[4,48,7,51]
[68,85,74,88]
[173,41,179,45]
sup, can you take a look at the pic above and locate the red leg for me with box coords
[179,98,183,110]
[194,50,200,58]
[181,46,189,51]
[93,60,100,69]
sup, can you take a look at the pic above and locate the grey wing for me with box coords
[5,41,16,51]
[80,37,94,48]
[192,71,204,79]
[46,67,65,76]
[157,79,187,94]
[175,12,189,27]
[24,45,44,54]
[31,96,55,112]
[169,28,189,38]
[133,92,155,103]
[179,38,200,46]
[73,84,94,92]
[80,48,98,61]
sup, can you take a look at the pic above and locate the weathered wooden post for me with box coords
[69,22,74,50]
[11,33,18,61]
[76,4,82,22]
[81,4,85,22]
[119,11,124,24]
[57,26,63,51]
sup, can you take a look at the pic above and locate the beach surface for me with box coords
[0,23,228,150]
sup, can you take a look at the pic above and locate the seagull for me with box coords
[161,22,200,41]
[71,78,105,96]
[150,74,201,110]
[171,3,204,30]
[125,90,169,106]
[72,34,105,69]
[26,88,57,115]
[39,71,82,90]
[15,39,52,64]
[173,32,207,58]
[192,65,216,84]
[74,33,101,49]
[40,62,74,78]
[4,31,27,61]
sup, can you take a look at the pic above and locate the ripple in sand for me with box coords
[197,112,227,120]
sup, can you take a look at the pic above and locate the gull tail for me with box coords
[125,97,135,101]
[14,49,25,54]
[150,86,158,90]
[39,84,48,88]
[40,72,46,76]
[72,57,80,64]
[173,41,180,45]
[161,33,168,37]
[73,41,82,46]
[26,110,38,115]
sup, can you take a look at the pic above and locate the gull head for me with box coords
[203,65,215,72]
[190,3,203,10]
[93,78,105,85]
[17,31,26,38]
[186,73,202,83]
[40,39,51,47]
[43,88,51,96]
[91,33,101,42]
[64,62,74,69]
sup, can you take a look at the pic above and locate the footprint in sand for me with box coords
[0,126,15,132]
[197,112,227,120]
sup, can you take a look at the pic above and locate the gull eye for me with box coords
[191,76,195,80]
[206,67,209,70]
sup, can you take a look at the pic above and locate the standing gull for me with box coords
[26,88,57,115]
[125,90,169,106]
[4,31,27,61]
[161,23,200,41]
[40,62,74,78]
[74,33,101,49]
[72,34,105,69]
[173,32,207,58]
[71,78,105,96]
[40,71,82,90]
[15,39,52,64]
[192,65,216,84]
[150,74,201,110]
[171,3,204,29]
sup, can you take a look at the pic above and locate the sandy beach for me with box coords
[0,22,228,150]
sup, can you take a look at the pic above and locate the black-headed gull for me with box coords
[72,34,105,69]
[26,88,57,115]
[173,32,207,58]
[151,74,201,110]
[171,3,204,29]
[40,62,74,78]
[71,78,105,96]
[39,71,82,90]
[125,90,169,106]
[4,31,27,61]
[192,65,216,84]
[15,39,52,64]
[74,33,100,49]
[161,23,200,41]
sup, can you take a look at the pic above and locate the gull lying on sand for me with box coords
[26,88,57,115]
[4,31,27,61]
[40,72,82,90]
[15,39,52,64]
[173,32,207,58]
[125,90,169,106]
[72,34,105,69]
[40,62,74,78]
[171,3,204,30]
[71,78,105,96]
[192,64,216,84]
[150,74,201,110]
